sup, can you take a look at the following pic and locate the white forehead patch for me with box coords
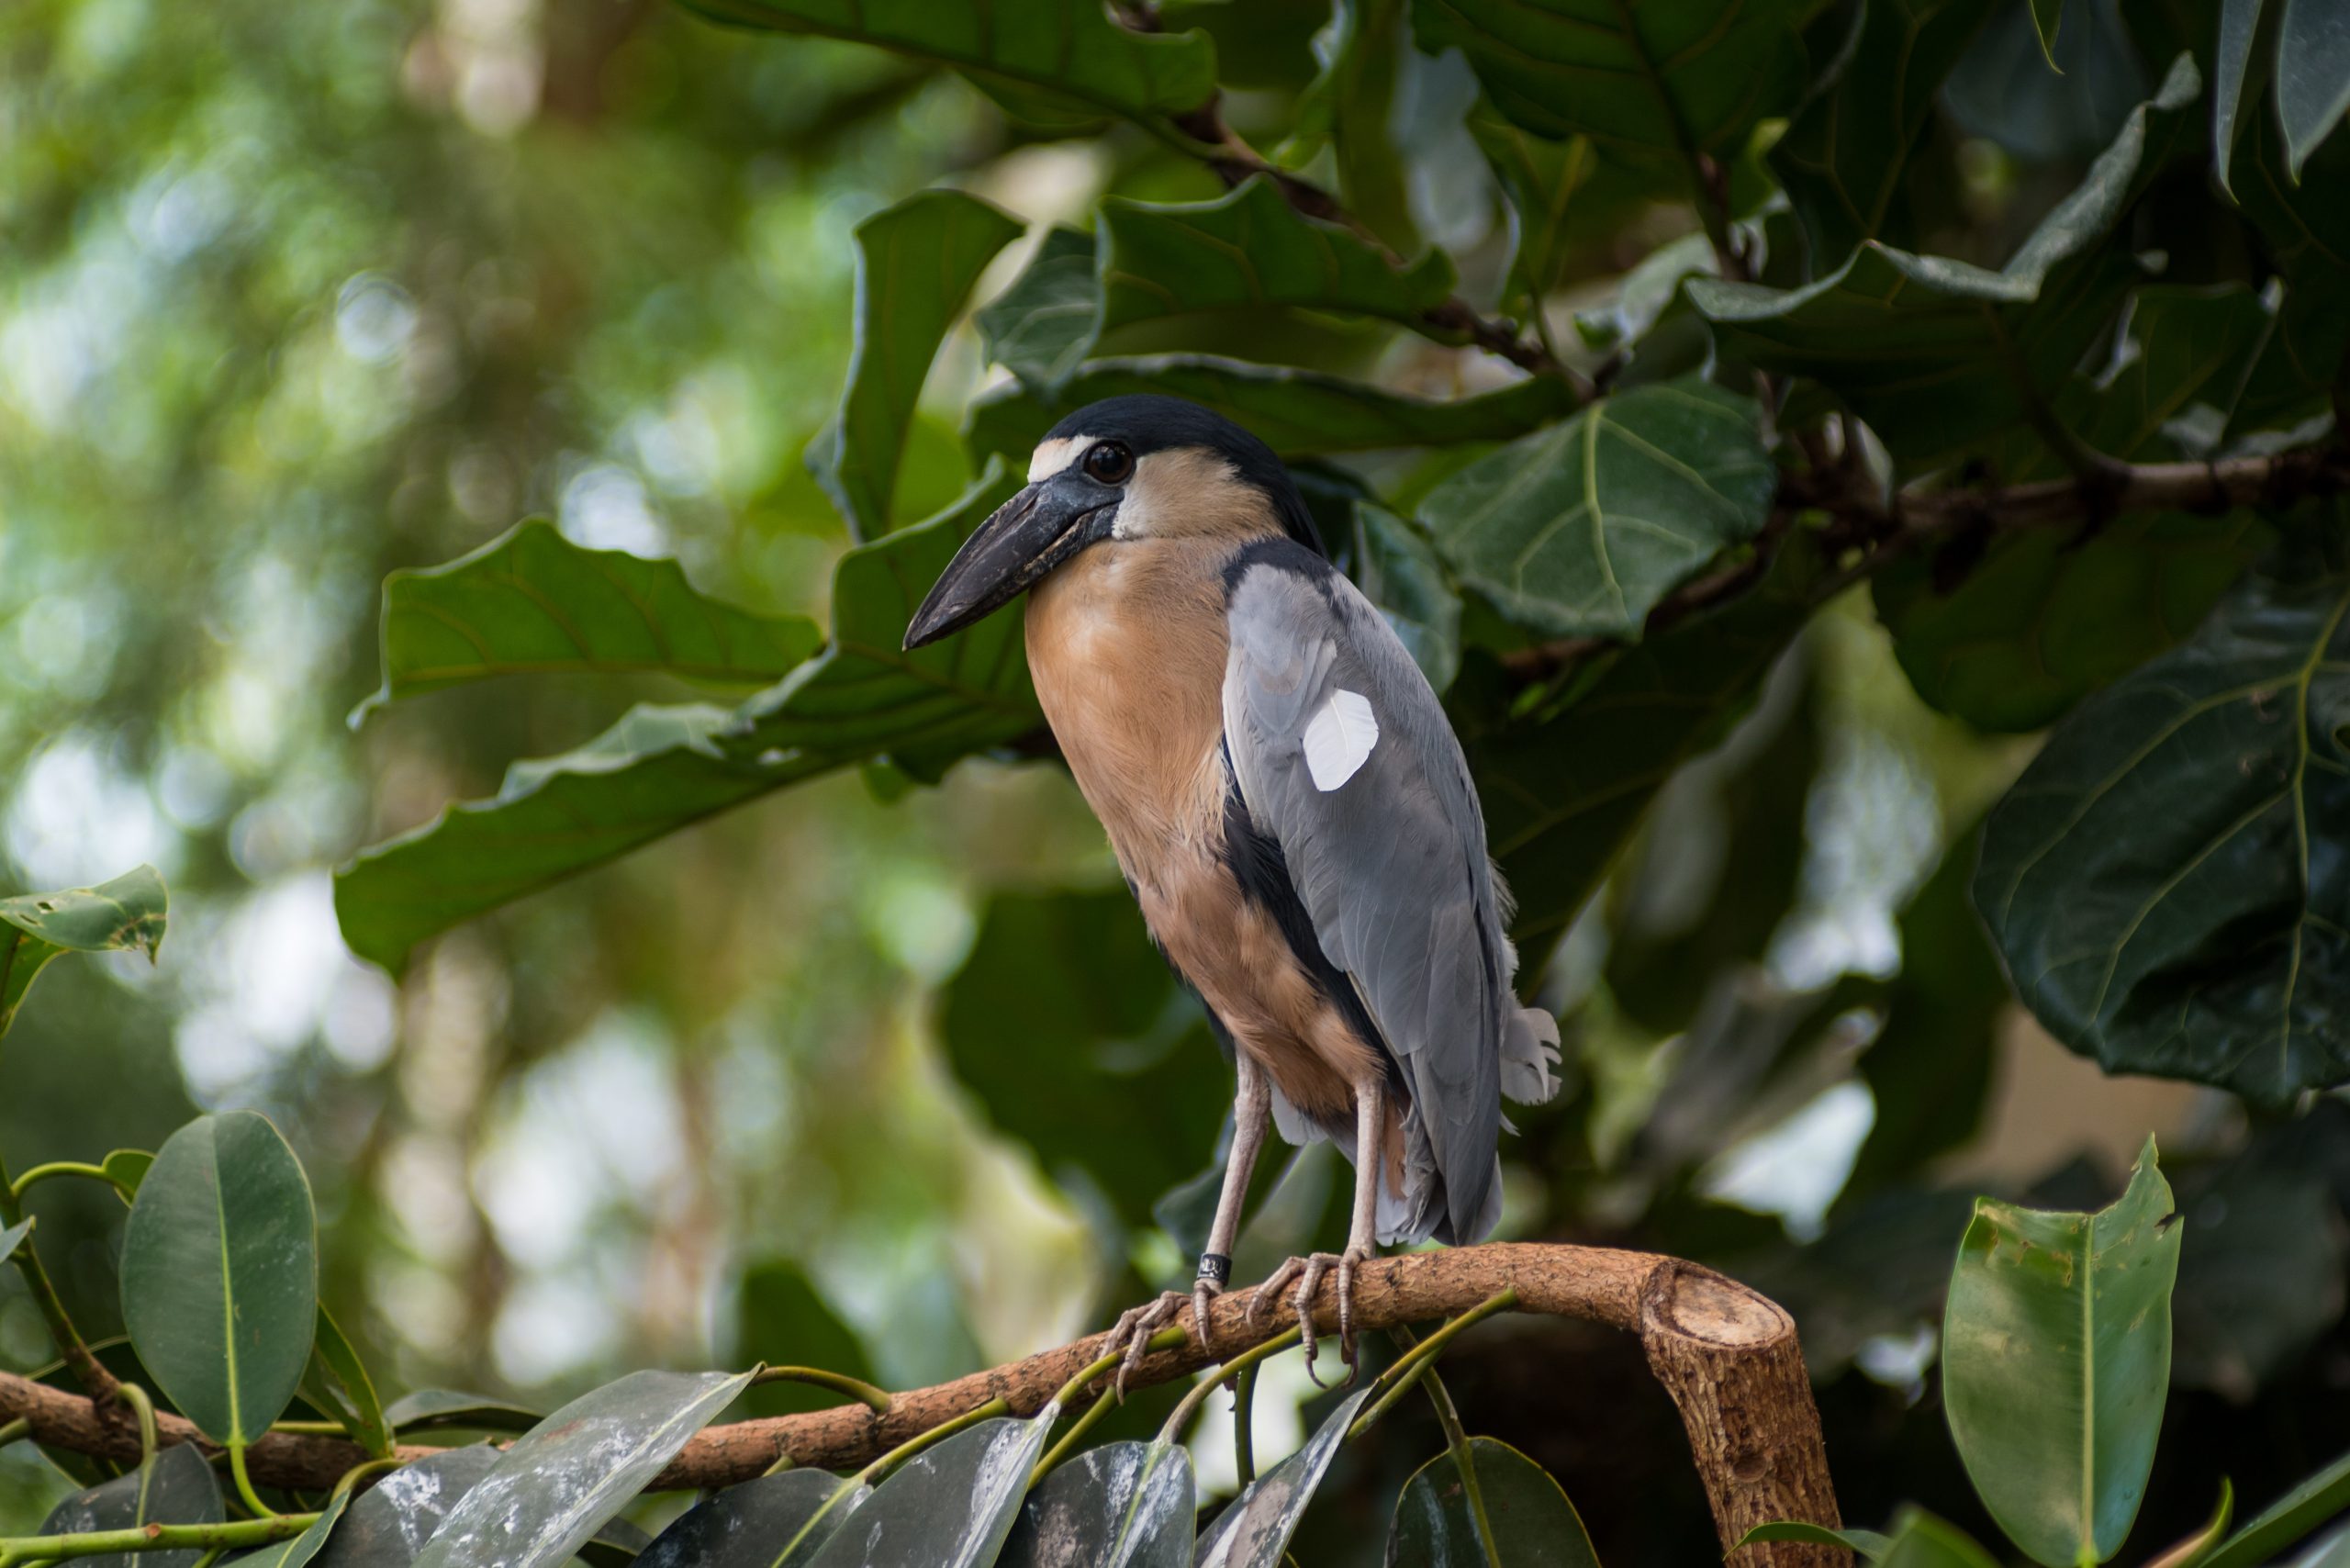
[1302,689,1378,791]
[1027,434,1095,483]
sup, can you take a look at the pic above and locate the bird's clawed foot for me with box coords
[1247,1247,1371,1386]
[1099,1278,1222,1398]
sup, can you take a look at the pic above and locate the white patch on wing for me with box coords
[1026,435,1090,483]
[1302,688,1378,790]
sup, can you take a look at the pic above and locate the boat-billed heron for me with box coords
[906,396,1560,1379]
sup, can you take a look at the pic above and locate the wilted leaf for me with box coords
[40,1443,223,1568]
[672,0,1218,126]
[349,520,820,722]
[1972,551,2350,1103]
[1690,57,2200,470]
[967,358,1576,466]
[334,468,1035,970]
[120,1112,319,1446]
[2201,1447,2350,1568]
[640,1472,867,1568]
[1770,0,2000,268]
[0,865,167,1038]
[1419,379,1774,640]
[804,1408,1058,1568]
[1351,503,1461,692]
[1387,1436,1602,1566]
[1000,1439,1195,1568]
[1943,1138,2183,1568]
[411,1369,755,1568]
[384,1390,545,1436]
[2277,0,2350,176]
[1194,1388,1370,1567]
[810,189,1022,538]
[1416,0,1811,191]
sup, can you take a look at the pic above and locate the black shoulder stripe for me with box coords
[1221,534,1338,600]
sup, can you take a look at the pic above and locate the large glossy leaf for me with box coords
[967,358,1576,466]
[120,1112,319,1446]
[1001,1439,1196,1568]
[1973,550,2350,1103]
[810,190,1021,538]
[311,1447,499,1566]
[1420,379,1774,641]
[1690,57,2201,470]
[412,1369,755,1568]
[1386,1436,1601,1566]
[1471,532,1823,951]
[805,1407,1058,1568]
[2277,0,2350,176]
[1770,0,1999,268]
[640,1472,866,1568]
[672,0,1218,125]
[40,1442,224,1568]
[1414,0,1812,187]
[1097,176,1456,339]
[944,889,1227,1230]
[1351,503,1461,693]
[1943,1138,2183,1568]
[0,865,167,1037]
[2202,1447,2350,1568]
[334,468,1034,970]
[1194,1388,1370,1568]
[350,520,820,720]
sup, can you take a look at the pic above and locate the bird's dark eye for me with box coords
[1081,441,1135,486]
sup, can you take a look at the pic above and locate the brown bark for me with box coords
[0,1243,1845,1565]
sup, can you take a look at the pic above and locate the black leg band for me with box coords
[1196,1252,1232,1286]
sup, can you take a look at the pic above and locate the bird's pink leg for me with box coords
[1249,1078,1382,1384]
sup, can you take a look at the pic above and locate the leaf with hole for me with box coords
[1972,546,2350,1103]
[39,1442,223,1568]
[1000,1439,1195,1568]
[805,1406,1059,1568]
[1193,1388,1371,1568]
[0,864,167,1039]
[809,190,1022,538]
[412,1369,755,1568]
[120,1112,319,1447]
[349,520,820,722]
[1387,1436,1601,1567]
[1419,378,1773,641]
[1942,1137,2183,1568]
[640,1471,869,1568]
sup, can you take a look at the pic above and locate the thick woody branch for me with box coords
[0,1243,1846,1568]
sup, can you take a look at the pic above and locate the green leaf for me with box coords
[1690,56,2202,470]
[2029,0,2065,66]
[805,1409,1058,1568]
[1352,503,1462,692]
[229,1484,349,1568]
[309,1305,393,1461]
[40,1442,223,1568]
[1740,1520,1896,1560]
[1277,0,1420,251]
[943,889,1228,1231]
[1097,175,1457,338]
[1194,1388,1371,1568]
[1942,1138,2184,1568]
[1415,0,1813,190]
[313,1447,498,1563]
[967,357,1577,466]
[412,1369,755,1568]
[640,1472,866,1568]
[1471,531,1823,951]
[810,190,1022,538]
[1470,105,1599,308]
[2202,1448,2350,1568]
[1973,548,2350,1103]
[349,519,821,722]
[0,1216,29,1266]
[2277,0,2350,176]
[1388,1437,1601,1567]
[1770,0,2000,267]
[1419,379,1774,640]
[2227,116,2350,439]
[0,865,168,1038]
[1873,1510,2006,1568]
[382,1389,545,1436]
[101,1148,154,1201]
[734,1260,878,1419]
[976,226,1101,398]
[2212,0,2266,195]
[1000,1439,1195,1568]
[120,1112,319,1447]
[671,0,1218,126]
[334,466,1035,970]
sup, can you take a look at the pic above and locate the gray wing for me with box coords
[1222,555,1558,1246]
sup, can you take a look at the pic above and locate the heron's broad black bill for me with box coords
[902,476,1117,648]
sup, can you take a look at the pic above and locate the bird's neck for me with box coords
[1024,537,1237,877]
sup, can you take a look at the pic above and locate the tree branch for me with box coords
[1501,440,2350,680]
[0,1243,1847,1568]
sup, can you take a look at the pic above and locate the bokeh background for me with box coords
[3,0,2343,1561]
